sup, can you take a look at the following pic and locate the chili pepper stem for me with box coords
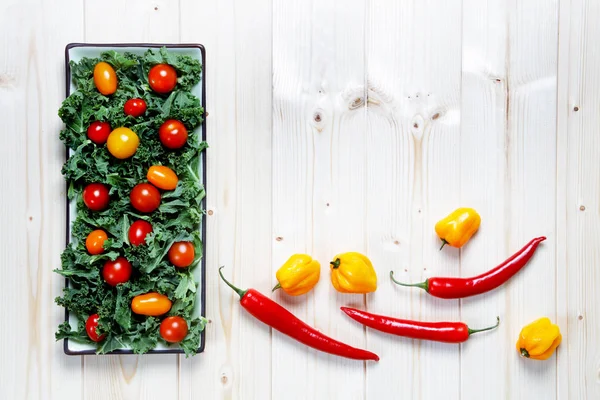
[520,348,530,358]
[467,316,500,336]
[389,271,429,292]
[218,266,247,298]
[272,283,282,292]
[330,258,341,269]
[439,239,448,251]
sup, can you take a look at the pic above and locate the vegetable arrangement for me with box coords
[54,48,560,363]
[221,206,559,362]
[55,47,206,355]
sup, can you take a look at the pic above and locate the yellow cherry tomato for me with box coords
[147,165,179,190]
[93,62,117,95]
[107,127,139,159]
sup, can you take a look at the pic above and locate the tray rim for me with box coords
[62,42,207,356]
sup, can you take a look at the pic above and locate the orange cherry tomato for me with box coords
[85,229,108,255]
[93,62,117,95]
[168,241,195,268]
[131,293,172,316]
[147,166,179,190]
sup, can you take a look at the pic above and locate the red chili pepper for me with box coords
[218,267,379,361]
[390,236,546,299]
[341,307,500,343]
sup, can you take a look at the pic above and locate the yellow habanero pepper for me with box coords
[516,317,562,360]
[435,207,481,250]
[272,254,320,296]
[329,252,377,294]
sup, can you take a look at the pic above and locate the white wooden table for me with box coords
[1,0,598,399]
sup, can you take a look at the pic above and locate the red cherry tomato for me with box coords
[160,316,189,343]
[130,183,161,213]
[124,98,147,117]
[85,314,106,342]
[159,120,188,149]
[102,256,132,286]
[168,241,195,268]
[82,183,110,211]
[148,64,177,94]
[128,220,153,246]
[87,121,111,144]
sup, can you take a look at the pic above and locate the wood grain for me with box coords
[559,0,600,397]
[503,2,559,398]
[460,2,560,399]
[555,0,570,398]
[0,0,83,399]
[460,1,511,398]
[271,0,319,397]
[272,0,369,399]
[366,1,463,398]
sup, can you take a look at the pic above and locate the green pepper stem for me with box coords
[272,283,282,292]
[218,266,247,299]
[389,271,429,292]
[468,316,500,336]
[330,258,341,269]
[439,239,448,251]
[520,348,530,358]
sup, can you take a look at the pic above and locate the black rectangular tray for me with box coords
[62,43,207,355]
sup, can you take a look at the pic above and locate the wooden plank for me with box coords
[82,2,180,398]
[461,1,560,398]
[0,0,84,399]
[0,4,40,399]
[555,0,571,398]
[271,0,369,398]
[178,0,273,399]
[270,0,316,397]
[459,1,511,398]
[560,0,600,398]
[365,1,463,398]
[502,2,559,399]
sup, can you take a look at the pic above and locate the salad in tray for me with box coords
[55,47,206,355]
